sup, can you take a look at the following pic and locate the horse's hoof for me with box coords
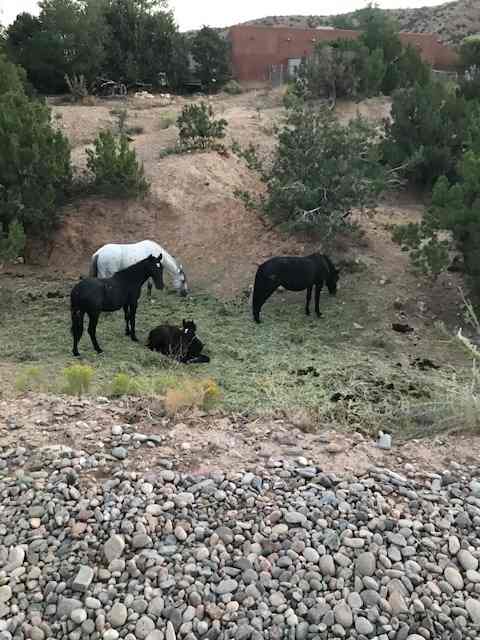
[131,336,139,342]
[96,349,103,355]
[73,351,80,357]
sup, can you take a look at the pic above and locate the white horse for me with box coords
[90,240,188,298]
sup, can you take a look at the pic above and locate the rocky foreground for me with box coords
[0,446,480,640]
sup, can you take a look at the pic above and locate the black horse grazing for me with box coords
[147,319,210,363]
[252,253,340,323]
[71,254,164,357]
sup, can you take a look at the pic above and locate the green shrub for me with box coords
[86,130,149,197]
[258,104,388,238]
[393,150,480,298]
[0,220,26,262]
[15,366,44,393]
[0,53,26,96]
[110,372,140,397]
[63,364,94,397]
[0,58,72,240]
[460,35,480,70]
[159,112,176,130]
[231,140,264,175]
[176,102,227,150]
[223,80,242,95]
[381,81,467,186]
[298,40,368,102]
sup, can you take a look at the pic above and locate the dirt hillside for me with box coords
[43,92,392,298]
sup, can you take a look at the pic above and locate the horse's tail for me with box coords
[70,306,83,337]
[252,265,271,322]
[89,253,99,278]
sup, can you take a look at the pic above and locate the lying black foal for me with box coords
[147,319,210,363]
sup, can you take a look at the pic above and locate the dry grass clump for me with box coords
[164,377,221,415]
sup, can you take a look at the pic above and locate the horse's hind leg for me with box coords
[87,312,103,354]
[147,279,152,301]
[71,310,84,357]
[314,283,323,318]
[123,305,130,336]
[305,286,313,316]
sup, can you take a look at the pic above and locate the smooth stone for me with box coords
[72,566,94,593]
[104,535,125,562]
[466,598,480,624]
[135,616,156,639]
[70,609,87,624]
[303,547,320,563]
[389,591,408,616]
[112,447,128,460]
[319,555,336,577]
[108,603,127,627]
[216,579,238,595]
[445,567,464,590]
[356,552,376,577]
[355,616,374,635]
[458,550,478,572]
[333,601,353,628]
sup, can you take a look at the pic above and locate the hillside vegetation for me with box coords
[241,0,480,46]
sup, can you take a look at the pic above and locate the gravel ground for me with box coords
[1,443,480,640]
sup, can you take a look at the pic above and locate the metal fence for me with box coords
[432,69,459,84]
[269,63,460,89]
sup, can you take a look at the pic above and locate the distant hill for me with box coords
[239,1,480,47]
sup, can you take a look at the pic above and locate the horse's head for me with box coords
[147,254,164,290]
[327,262,340,296]
[174,264,188,297]
[182,319,196,340]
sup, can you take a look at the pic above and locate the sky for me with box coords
[0,1,445,31]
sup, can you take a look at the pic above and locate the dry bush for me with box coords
[164,377,221,415]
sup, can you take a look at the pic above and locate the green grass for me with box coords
[0,275,477,437]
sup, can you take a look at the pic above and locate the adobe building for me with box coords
[229,25,459,86]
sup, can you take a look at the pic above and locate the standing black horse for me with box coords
[71,254,164,356]
[252,253,340,323]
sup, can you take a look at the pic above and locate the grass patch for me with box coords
[0,275,476,436]
[159,113,176,130]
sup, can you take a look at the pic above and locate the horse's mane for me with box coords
[313,253,336,283]
[143,240,181,275]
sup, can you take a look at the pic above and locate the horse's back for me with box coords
[95,240,162,277]
[147,324,175,351]
[258,256,317,290]
[71,277,105,309]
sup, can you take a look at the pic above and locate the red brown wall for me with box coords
[229,25,459,82]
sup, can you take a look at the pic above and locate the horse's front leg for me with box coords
[147,279,153,301]
[129,303,139,342]
[87,312,103,354]
[305,286,312,316]
[123,305,130,336]
[314,283,323,318]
